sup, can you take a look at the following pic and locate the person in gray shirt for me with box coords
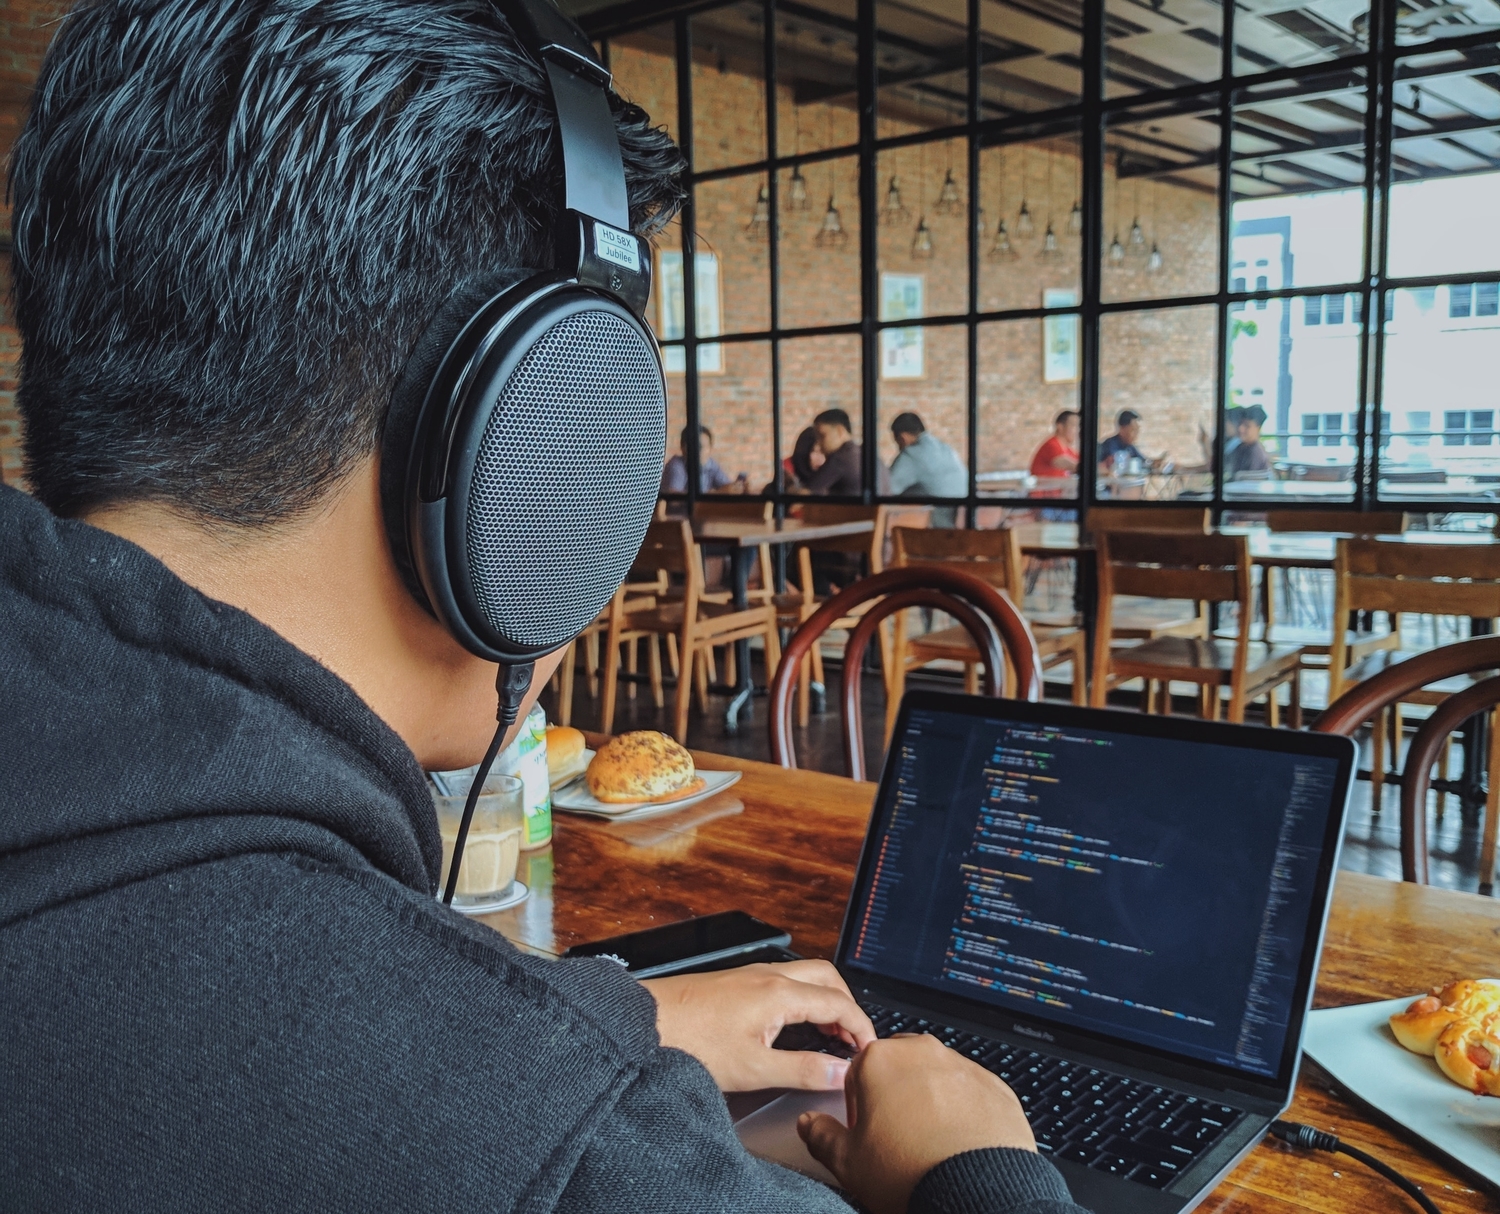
[889,412,967,527]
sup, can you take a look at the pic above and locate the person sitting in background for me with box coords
[1222,405,1247,463]
[1097,409,1169,474]
[1226,405,1272,479]
[1029,409,1080,489]
[661,424,746,495]
[782,425,824,490]
[888,412,966,527]
[792,408,889,496]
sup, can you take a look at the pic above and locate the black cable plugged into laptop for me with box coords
[1269,1120,1440,1214]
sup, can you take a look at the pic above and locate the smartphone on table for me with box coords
[563,910,795,978]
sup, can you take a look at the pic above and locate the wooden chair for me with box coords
[600,520,782,743]
[886,526,1086,739]
[1090,531,1306,724]
[780,504,892,727]
[1069,506,1213,644]
[1327,539,1500,805]
[769,565,1042,780]
[1316,634,1500,889]
[554,576,668,726]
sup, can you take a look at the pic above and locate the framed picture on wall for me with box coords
[880,272,925,379]
[1042,288,1080,384]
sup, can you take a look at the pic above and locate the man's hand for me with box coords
[797,1034,1035,1214]
[641,960,875,1092]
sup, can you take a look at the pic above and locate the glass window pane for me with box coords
[776,6,859,158]
[978,129,1082,314]
[1106,0,1224,99]
[778,155,861,329]
[1380,284,1500,501]
[700,341,775,493]
[1233,0,1368,76]
[1229,296,1358,501]
[877,0,967,134]
[780,333,866,494]
[978,317,1082,503]
[1393,0,1500,48]
[1104,98,1221,303]
[979,0,1083,116]
[693,174,771,335]
[1098,305,1218,501]
[1231,72,1367,290]
[878,140,969,320]
[691,3,767,172]
[879,324,970,511]
[1386,49,1500,279]
[606,24,677,144]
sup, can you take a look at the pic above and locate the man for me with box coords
[1226,405,1273,479]
[1097,410,1168,473]
[793,408,890,496]
[0,3,1085,1213]
[661,424,747,495]
[888,412,966,527]
[1029,409,1081,486]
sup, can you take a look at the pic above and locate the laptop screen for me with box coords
[840,696,1352,1083]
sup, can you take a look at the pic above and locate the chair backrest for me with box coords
[627,519,698,600]
[1084,506,1211,535]
[1328,538,1500,699]
[1096,531,1249,606]
[769,566,1042,781]
[797,502,889,568]
[693,498,773,523]
[1316,635,1500,883]
[891,525,1023,597]
[1265,510,1408,535]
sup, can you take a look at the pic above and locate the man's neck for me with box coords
[82,459,508,769]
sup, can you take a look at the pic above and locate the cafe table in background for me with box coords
[485,744,1496,1214]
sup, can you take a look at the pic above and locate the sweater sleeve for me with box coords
[909,1149,1091,1214]
[554,1048,856,1214]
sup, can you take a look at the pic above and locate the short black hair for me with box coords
[1117,410,1142,427]
[1054,409,1080,426]
[680,424,713,449]
[814,408,852,432]
[890,412,924,437]
[11,0,684,523]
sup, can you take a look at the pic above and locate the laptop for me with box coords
[740,690,1357,1214]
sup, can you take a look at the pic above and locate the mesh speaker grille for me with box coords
[465,307,665,650]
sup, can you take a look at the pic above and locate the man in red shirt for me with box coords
[1029,409,1081,492]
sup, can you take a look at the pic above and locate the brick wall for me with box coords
[0,0,67,488]
[611,31,1221,493]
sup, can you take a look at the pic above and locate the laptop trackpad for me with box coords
[733,1089,847,1185]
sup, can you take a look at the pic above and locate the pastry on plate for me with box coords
[1390,979,1500,1055]
[545,725,590,787]
[587,731,705,804]
[1434,1015,1500,1095]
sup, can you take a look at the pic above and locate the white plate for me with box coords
[549,749,596,792]
[443,881,529,916]
[1303,988,1500,1186]
[553,768,743,820]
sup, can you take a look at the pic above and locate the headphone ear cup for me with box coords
[380,271,532,608]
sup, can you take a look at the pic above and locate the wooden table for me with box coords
[488,750,1497,1213]
[692,518,876,733]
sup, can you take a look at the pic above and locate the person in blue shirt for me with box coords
[888,412,967,527]
[661,424,747,495]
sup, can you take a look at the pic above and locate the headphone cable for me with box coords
[1269,1120,1440,1214]
[441,662,535,905]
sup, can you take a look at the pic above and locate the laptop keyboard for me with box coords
[862,1003,1244,1190]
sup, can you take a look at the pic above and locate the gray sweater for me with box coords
[0,483,1087,1214]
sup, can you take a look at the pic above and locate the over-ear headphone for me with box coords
[379,0,666,678]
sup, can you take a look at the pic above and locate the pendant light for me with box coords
[1146,242,1163,273]
[1068,198,1083,233]
[911,214,935,259]
[1040,221,1060,257]
[936,138,963,216]
[745,184,772,242]
[816,195,848,248]
[1015,144,1034,237]
[883,174,909,223]
[788,165,810,211]
[1108,231,1126,264]
[1129,215,1146,249]
[989,217,1016,260]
